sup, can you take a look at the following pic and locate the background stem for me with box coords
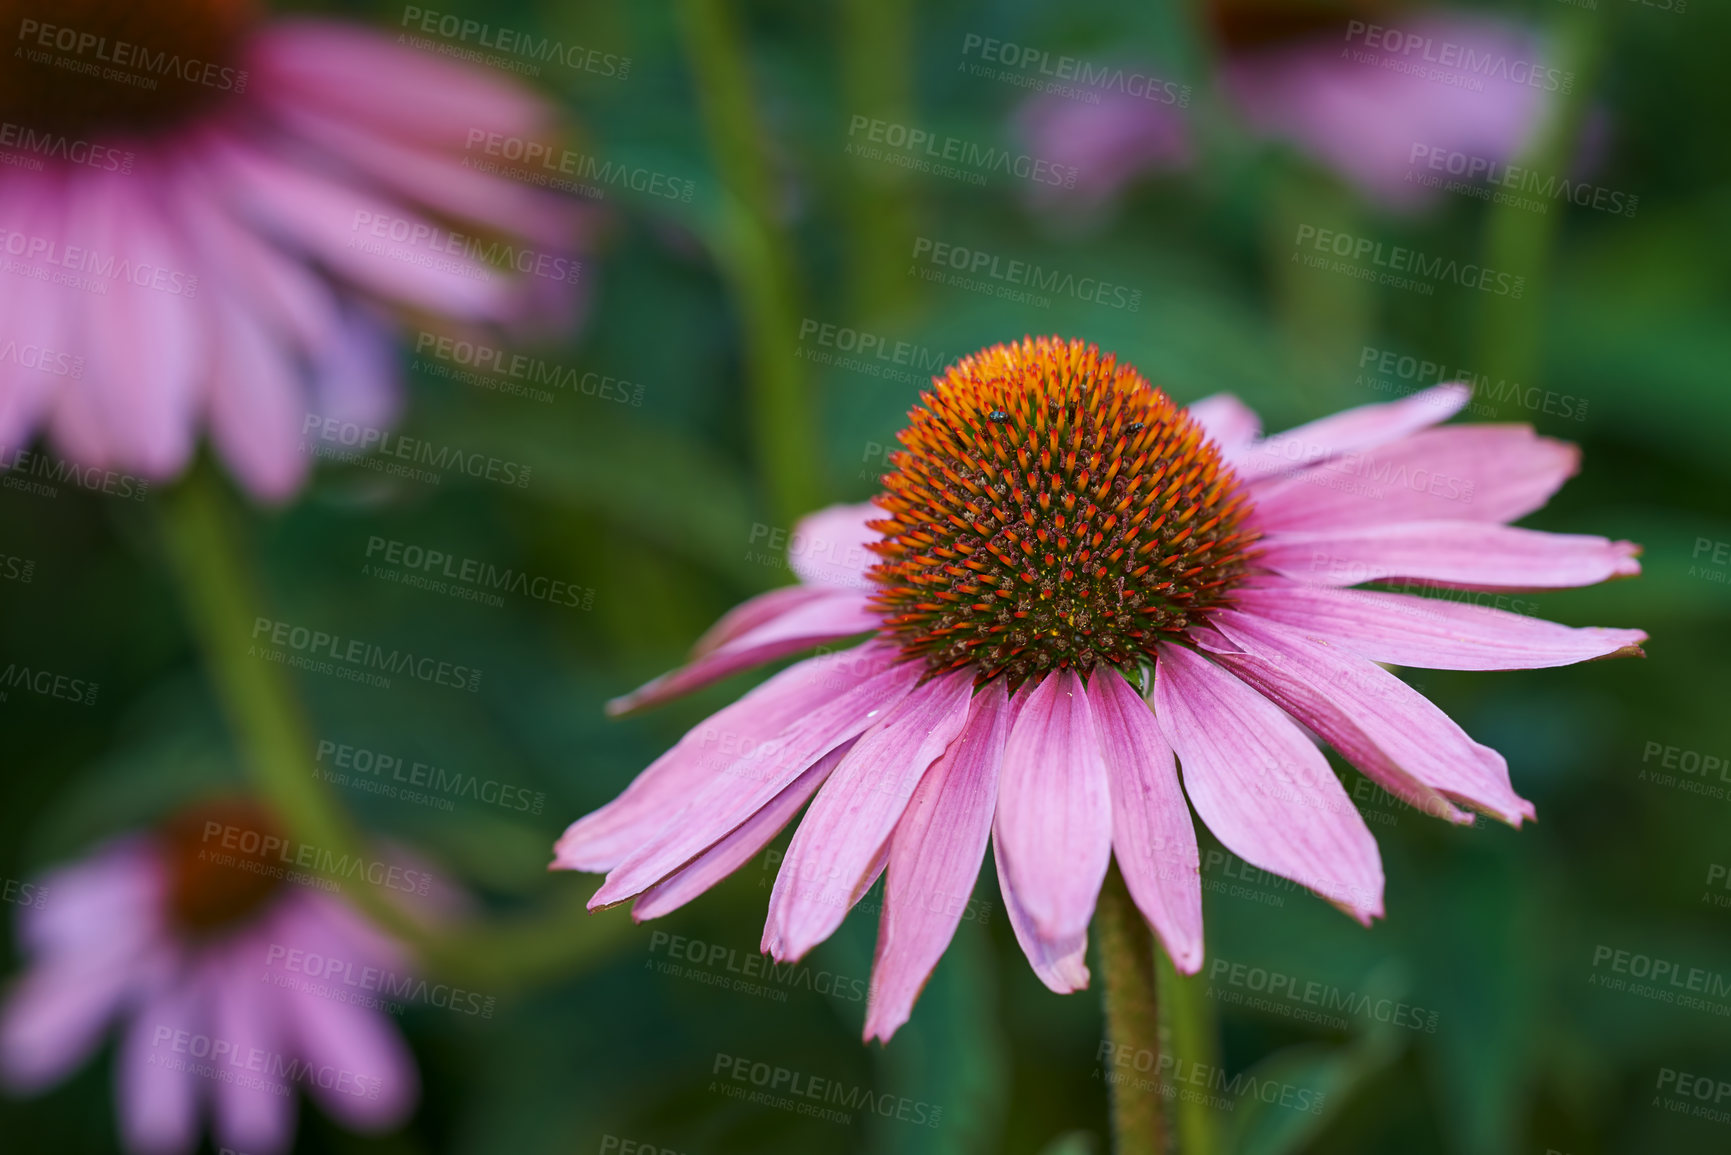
[678,0,822,525]
[158,468,635,990]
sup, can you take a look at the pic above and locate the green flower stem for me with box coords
[1477,15,1601,384]
[838,0,917,318]
[1160,940,1220,1155]
[1098,865,1166,1154]
[678,0,822,526]
[159,467,634,990]
[159,469,427,949]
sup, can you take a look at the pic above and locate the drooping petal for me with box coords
[995,834,1089,994]
[77,169,201,479]
[15,837,160,959]
[117,968,204,1155]
[209,934,295,1155]
[1233,383,1471,482]
[1256,521,1642,589]
[305,306,401,433]
[1185,394,1262,458]
[590,658,927,908]
[0,941,142,1092]
[206,294,310,502]
[690,585,839,657]
[605,592,880,715]
[251,20,557,151]
[632,740,856,921]
[554,645,897,872]
[265,98,577,251]
[863,681,1011,1042]
[1250,425,1580,532]
[209,138,512,320]
[1154,644,1384,924]
[1088,669,1204,974]
[763,670,975,963]
[1230,580,1646,669]
[994,669,1113,946]
[1204,611,1533,825]
[786,502,883,590]
[279,940,418,1130]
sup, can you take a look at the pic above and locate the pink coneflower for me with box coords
[0,800,419,1154]
[0,1,584,499]
[1213,3,1553,211]
[553,336,1645,1042]
[1013,81,1194,216]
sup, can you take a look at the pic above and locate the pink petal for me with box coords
[207,295,311,502]
[994,670,1113,946]
[209,138,512,320]
[1154,644,1383,924]
[251,20,556,151]
[555,645,897,873]
[590,657,926,908]
[1251,425,1580,532]
[76,170,201,478]
[174,159,341,358]
[16,837,161,958]
[995,834,1088,994]
[1234,383,1470,482]
[786,502,883,590]
[118,971,204,1155]
[0,945,140,1092]
[279,932,418,1131]
[209,936,295,1155]
[307,307,401,432]
[1185,394,1261,458]
[1230,580,1647,670]
[1089,669,1204,974]
[632,739,856,921]
[691,585,839,657]
[0,182,67,449]
[265,98,577,252]
[1204,611,1533,826]
[605,591,881,715]
[1256,521,1642,590]
[763,670,975,962]
[864,681,1011,1042]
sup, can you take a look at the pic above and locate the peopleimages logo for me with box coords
[249,616,484,694]
[462,131,694,202]
[958,35,1192,107]
[910,236,1143,311]
[1294,225,1526,298]
[1407,143,1638,217]
[0,121,134,173]
[1342,20,1574,94]
[399,7,631,78]
[846,114,1079,189]
[196,819,435,896]
[15,18,250,93]
[301,415,533,489]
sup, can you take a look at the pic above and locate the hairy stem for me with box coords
[1098,864,1165,1154]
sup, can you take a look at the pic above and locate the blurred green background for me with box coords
[3,0,1729,1152]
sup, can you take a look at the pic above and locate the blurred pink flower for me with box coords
[1220,12,1553,209]
[0,11,587,500]
[1,801,420,1154]
[554,336,1645,1042]
[1014,83,1193,214]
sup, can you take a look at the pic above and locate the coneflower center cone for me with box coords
[0,0,257,138]
[869,336,1258,687]
[159,798,285,937]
